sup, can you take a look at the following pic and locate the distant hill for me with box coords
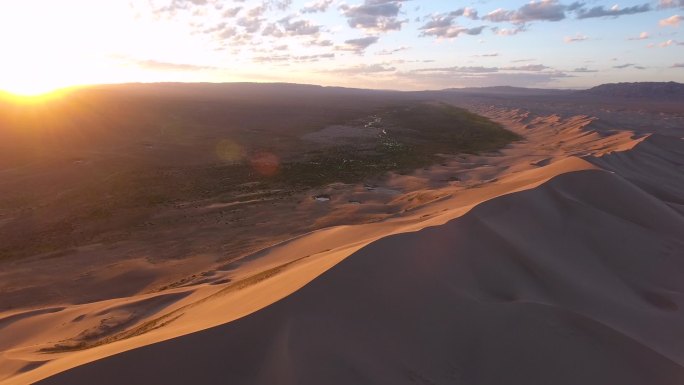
[441,86,573,96]
[582,81,684,99]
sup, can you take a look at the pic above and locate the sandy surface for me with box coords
[2,101,683,384]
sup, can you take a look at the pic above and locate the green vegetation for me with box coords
[387,103,520,154]
[276,103,521,187]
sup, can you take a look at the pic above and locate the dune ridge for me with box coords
[2,107,683,384]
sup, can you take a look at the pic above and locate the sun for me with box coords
[0,1,135,99]
[0,63,79,98]
[0,82,66,98]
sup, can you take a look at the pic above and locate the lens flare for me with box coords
[215,140,245,163]
[250,152,280,177]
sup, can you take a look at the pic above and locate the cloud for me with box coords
[302,0,334,13]
[216,26,238,39]
[564,33,589,43]
[659,39,684,46]
[574,4,651,19]
[340,0,407,32]
[480,1,652,25]
[253,53,335,63]
[329,63,397,75]
[236,18,262,33]
[413,64,552,74]
[659,14,682,26]
[156,0,290,18]
[502,64,551,71]
[419,9,487,38]
[426,7,480,21]
[268,0,293,11]
[672,63,684,67]
[413,66,499,74]
[473,53,499,57]
[135,60,217,71]
[246,4,267,17]
[262,16,322,37]
[149,1,260,49]
[491,25,528,36]
[612,63,645,69]
[155,0,212,14]
[376,46,410,55]
[222,6,242,17]
[338,36,380,53]
[235,5,267,33]
[403,65,571,88]
[658,0,684,8]
[457,7,480,20]
[483,0,570,24]
[308,39,334,46]
[571,67,598,72]
[628,32,650,40]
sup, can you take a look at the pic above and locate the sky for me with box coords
[0,0,682,95]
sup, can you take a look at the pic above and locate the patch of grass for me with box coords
[384,102,521,155]
[273,102,520,188]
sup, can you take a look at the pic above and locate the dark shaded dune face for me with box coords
[587,133,684,207]
[38,168,684,385]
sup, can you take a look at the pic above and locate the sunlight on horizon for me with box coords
[0,77,77,97]
[0,1,218,96]
[0,1,116,96]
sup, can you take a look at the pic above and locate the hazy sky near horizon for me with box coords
[0,0,683,94]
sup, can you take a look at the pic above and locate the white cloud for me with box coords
[337,36,380,54]
[659,14,682,27]
[340,0,407,32]
[482,1,569,24]
[492,25,528,36]
[376,46,410,55]
[658,0,684,9]
[564,33,589,43]
[628,31,650,40]
[574,3,651,19]
[659,39,684,46]
[328,63,397,75]
[302,0,334,13]
[419,10,486,39]
[262,16,322,37]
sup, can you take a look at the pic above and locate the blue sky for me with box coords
[0,0,682,94]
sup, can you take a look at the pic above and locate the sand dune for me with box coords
[31,135,684,385]
[2,106,683,384]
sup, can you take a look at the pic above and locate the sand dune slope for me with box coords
[36,136,684,385]
[588,133,684,210]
